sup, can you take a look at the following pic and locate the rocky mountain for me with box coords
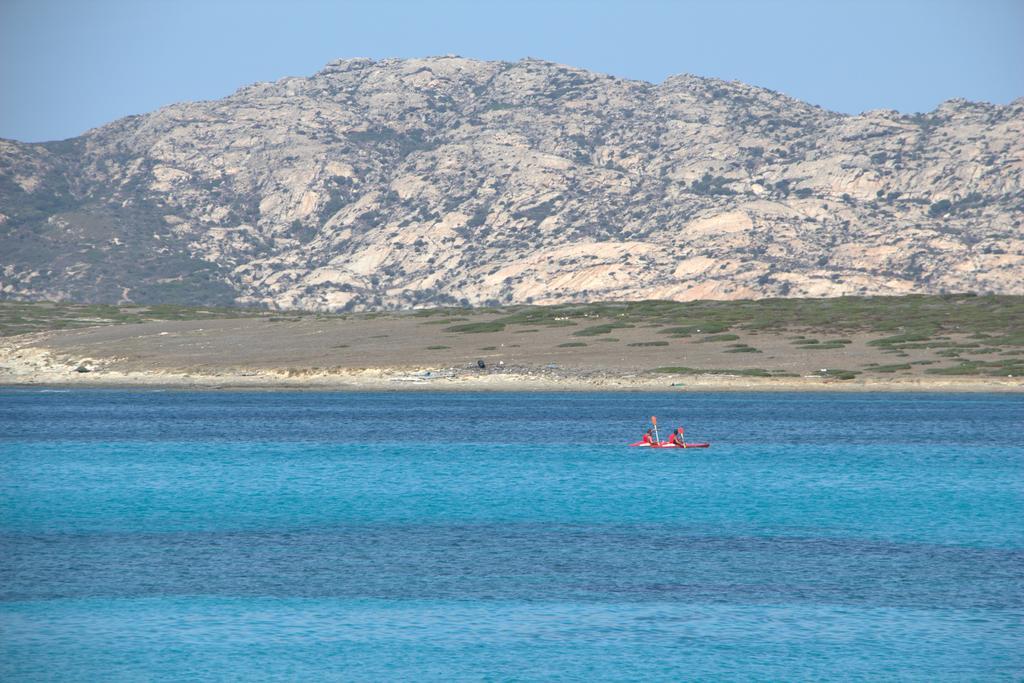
[1,56,1022,310]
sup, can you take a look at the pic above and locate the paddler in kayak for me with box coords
[641,428,656,444]
[669,427,687,448]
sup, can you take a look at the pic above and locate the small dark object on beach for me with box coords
[75,365,91,373]
[477,359,486,369]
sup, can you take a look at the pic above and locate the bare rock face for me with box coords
[2,57,1022,309]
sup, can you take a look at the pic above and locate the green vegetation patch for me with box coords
[490,308,587,327]
[986,332,1024,346]
[426,345,450,350]
[701,333,741,342]
[411,307,472,318]
[925,358,1024,376]
[443,321,506,334]
[867,363,913,373]
[868,332,935,347]
[893,341,969,350]
[627,341,669,347]
[724,344,761,353]
[0,301,270,337]
[926,362,986,376]
[658,323,729,335]
[815,368,861,380]
[801,341,848,350]
[572,322,636,337]
[558,342,588,348]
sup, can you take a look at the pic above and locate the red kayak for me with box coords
[629,441,710,449]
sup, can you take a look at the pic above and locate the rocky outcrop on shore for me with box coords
[2,57,1022,309]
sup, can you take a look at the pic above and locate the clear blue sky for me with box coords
[2,0,1021,142]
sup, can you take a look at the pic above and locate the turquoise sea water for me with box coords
[1,390,1022,680]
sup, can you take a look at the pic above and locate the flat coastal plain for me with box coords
[1,296,1022,391]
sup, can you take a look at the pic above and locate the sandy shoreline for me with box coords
[2,364,1019,393]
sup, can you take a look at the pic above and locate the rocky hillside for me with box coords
[2,56,1022,310]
